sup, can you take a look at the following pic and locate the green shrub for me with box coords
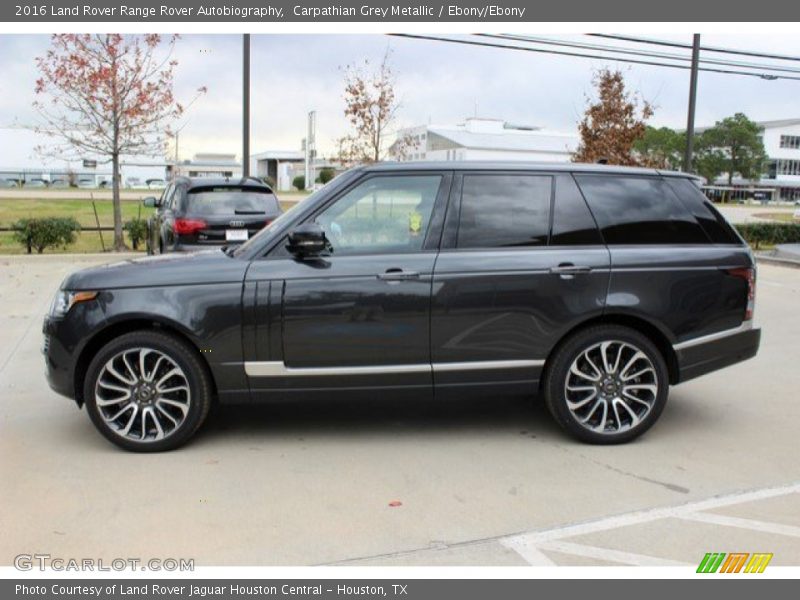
[123,218,149,250]
[12,217,81,254]
[292,175,305,191]
[734,222,800,249]
[317,168,335,184]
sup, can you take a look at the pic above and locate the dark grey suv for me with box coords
[43,162,760,451]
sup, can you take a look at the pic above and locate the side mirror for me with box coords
[287,222,330,257]
[143,196,159,208]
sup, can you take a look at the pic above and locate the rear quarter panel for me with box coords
[606,245,752,343]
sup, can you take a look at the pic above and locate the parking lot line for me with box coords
[537,541,691,566]
[499,481,800,565]
[678,512,800,538]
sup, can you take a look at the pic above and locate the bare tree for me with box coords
[34,34,205,250]
[337,48,411,165]
[573,69,654,166]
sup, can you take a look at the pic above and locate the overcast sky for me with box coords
[1,33,800,172]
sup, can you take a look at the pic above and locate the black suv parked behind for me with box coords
[144,177,281,253]
[43,162,760,451]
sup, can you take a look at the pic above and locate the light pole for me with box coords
[684,34,701,173]
[243,34,250,177]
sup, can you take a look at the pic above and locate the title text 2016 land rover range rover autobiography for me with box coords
[43,162,760,451]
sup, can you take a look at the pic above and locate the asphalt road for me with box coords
[1,254,798,567]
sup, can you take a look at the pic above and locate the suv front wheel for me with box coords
[83,330,212,452]
[543,325,669,444]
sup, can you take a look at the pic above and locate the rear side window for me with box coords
[457,174,551,248]
[664,177,742,244]
[574,175,709,245]
[551,174,603,245]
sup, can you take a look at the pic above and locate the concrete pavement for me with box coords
[0,254,798,567]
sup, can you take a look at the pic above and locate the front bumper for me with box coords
[43,315,79,403]
[675,325,761,384]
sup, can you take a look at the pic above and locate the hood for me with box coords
[62,250,249,291]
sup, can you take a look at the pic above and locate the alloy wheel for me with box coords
[564,340,658,434]
[94,347,191,442]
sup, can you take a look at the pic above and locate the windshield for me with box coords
[186,188,278,215]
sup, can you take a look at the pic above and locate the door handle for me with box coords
[550,264,592,276]
[378,268,420,281]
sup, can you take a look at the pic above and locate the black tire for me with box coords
[543,324,669,444]
[83,330,213,452]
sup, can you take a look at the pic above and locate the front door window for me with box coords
[315,175,442,255]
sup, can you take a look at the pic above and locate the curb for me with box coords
[755,254,800,269]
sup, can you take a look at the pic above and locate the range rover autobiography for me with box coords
[43,162,761,451]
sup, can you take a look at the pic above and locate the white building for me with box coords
[393,117,578,163]
[699,118,800,203]
[250,150,305,191]
[761,118,800,201]
[166,153,242,180]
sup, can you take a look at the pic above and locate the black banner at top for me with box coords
[2,0,798,22]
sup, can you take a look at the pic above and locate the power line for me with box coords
[589,34,800,63]
[480,34,800,76]
[389,34,800,81]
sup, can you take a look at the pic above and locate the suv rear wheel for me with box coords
[83,330,212,452]
[543,325,669,444]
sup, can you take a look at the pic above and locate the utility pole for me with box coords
[242,33,250,177]
[683,34,701,173]
[304,110,316,190]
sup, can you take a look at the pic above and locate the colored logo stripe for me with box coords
[697,552,773,573]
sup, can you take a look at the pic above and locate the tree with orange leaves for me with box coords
[34,34,204,250]
[573,69,654,167]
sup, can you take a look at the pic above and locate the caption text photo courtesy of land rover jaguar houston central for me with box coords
[42,162,761,451]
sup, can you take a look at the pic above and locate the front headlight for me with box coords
[49,290,98,318]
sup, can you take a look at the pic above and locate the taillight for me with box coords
[173,218,207,235]
[726,267,756,321]
[264,218,273,227]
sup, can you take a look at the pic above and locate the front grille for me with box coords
[42,334,50,355]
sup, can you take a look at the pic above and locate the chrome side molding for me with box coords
[244,359,545,378]
[673,321,755,351]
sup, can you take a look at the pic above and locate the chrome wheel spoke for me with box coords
[158,385,189,395]
[120,404,139,436]
[621,366,655,382]
[600,341,614,374]
[615,397,641,426]
[623,383,658,394]
[96,391,131,407]
[156,368,183,389]
[106,362,135,386]
[570,362,600,383]
[98,380,131,395]
[95,347,191,443]
[106,402,134,422]
[567,389,597,410]
[619,351,647,380]
[157,397,190,416]
[622,389,652,408]
[144,355,166,383]
[121,353,138,382]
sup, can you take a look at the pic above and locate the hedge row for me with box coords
[734,222,800,249]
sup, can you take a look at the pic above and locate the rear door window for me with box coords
[456,174,552,248]
[574,175,710,245]
[551,174,603,246]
